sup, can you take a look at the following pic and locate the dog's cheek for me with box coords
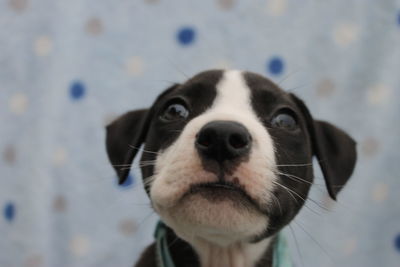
[240,123,278,206]
[272,135,314,213]
[149,126,215,209]
[150,147,188,209]
[236,153,276,207]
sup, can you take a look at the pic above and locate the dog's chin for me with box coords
[157,185,268,246]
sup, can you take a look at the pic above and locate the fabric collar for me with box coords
[154,221,292,267]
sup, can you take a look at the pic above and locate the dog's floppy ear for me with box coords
[290,94,357,200]
[106,84,179,184]
[106,109,150,184]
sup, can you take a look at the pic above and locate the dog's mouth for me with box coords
[182,181,263,211]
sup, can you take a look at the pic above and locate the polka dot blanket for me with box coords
[0,0,399,266]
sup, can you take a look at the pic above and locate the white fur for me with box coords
[150,70,277,266]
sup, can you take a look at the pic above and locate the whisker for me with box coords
[274,171,326,190]
[119,161,157,171]
[167,58,189,79]
[274,171,314,186]
[111,163,136,167]
[277,68,301,86]
[272,180,300,204]
[272,181,322,216]
[304,196,330,212]
[138,162,158,167]
[276,163,313,167]
[269,192,283,215]
[293,220,335,264]
[113,163,155,171]
[285,83,310,94]
[143,175,157,187]
[128,145,160,155]
[136,210,157,230]
[167,236,181,250]
[120,165,153,171]
[150,79,178,85]
[140,160,158,163]
[289,224,305,267]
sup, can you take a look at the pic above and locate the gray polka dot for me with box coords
[217,0,235,10]
[333,23,359,47]
[70,235,90,257]
[316,79,335,98]
[367,84,391,106]
[371,183,388,203]
[118,219,138,236]
[361,137,380,157]
[126,56,145,76]
[85,17,103,36]
[3,145,16,164]
[8,0,28,12]
[53,195,67,212]
[343,237,357,255]
[34,36,53,56]
[24,254,43,267]
[9,92,28,114]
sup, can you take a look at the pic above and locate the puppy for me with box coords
[106,70,357,267]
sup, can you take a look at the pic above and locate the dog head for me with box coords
[106,70,357,247]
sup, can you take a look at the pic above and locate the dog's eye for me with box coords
[161,103,189,121]
[271,113,297,130]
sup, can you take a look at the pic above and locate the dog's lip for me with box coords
[184,181,264,211]
[190,181,244,193]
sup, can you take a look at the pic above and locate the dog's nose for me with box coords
[195,121,252,162]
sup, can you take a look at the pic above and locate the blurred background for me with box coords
[1,0,399,266]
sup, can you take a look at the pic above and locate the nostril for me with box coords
[196,121,251,161]
[196,131,213,148]
[229,133,249,149]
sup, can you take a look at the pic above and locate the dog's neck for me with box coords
[164,226,276,267]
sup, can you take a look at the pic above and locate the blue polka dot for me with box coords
[397,11,400,26]
[177,27,196,46]
[395,233,400,252]
[118,174,135,188]
[267,57,285,75]
[70,81,86,100]
[3,202,15,222]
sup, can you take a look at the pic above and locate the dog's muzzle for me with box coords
[195,120,252,163]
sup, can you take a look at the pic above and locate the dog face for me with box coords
[106,70,356,247]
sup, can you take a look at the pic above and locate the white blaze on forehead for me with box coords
[212,70,252,113]
[208,70,275,160]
